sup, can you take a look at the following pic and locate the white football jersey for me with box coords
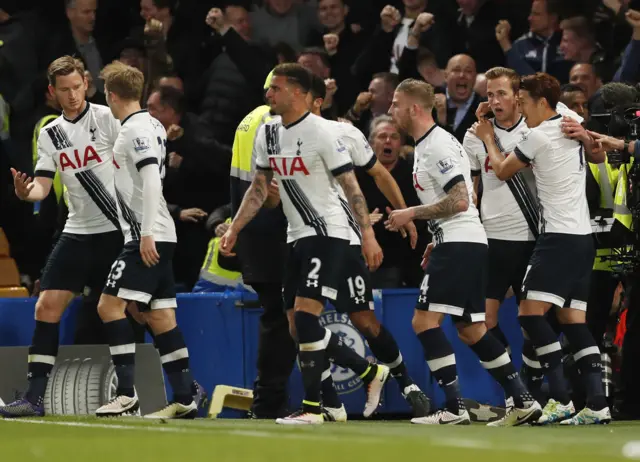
[112,110,176,243]
[327,120,377,246]
[413,125,487,245]
[34,103,121,234]
[464,115,538,241]
[254,113,353,243]
[514,113,591,235]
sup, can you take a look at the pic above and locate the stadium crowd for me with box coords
[1,0,640,422]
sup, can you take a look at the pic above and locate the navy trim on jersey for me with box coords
[283,112,310,130]
[514,147,531,164]
[415,124,438,146]
[548,114,562,121]
[331,162,354,177]
[116,189,141,241]
[46,124,73,150]
[35,169,56,179]
[135,157,158,171]
[75,170,120,230]
[280,179,328,236]
[362,154,377,171]
[63,102,91,124]
[339,196,362,241]
[495,116,524,132]
[121,110,148,126]
[443,174,464,193]
[471,169,481,177]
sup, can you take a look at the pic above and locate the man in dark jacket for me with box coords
[147,85,232,290]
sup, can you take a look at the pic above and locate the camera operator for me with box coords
[589,129,640,419]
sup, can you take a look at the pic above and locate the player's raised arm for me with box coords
[471,118,529,180]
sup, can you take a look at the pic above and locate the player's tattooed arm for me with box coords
[413,181,469,220]
[385,181,468,231]
[336,170,372,231]
[230,169,273,232]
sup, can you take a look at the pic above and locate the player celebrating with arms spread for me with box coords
[472,72,611,425]
[221,64,389,425]
[1,56,122,418]
[386,79,541,426]
[95,62,201,418]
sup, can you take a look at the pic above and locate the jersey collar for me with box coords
[283,111,310,129]
[121,109,148,126]
[415,124,438,146]
[63,101,90,124]
[494,115,524,132]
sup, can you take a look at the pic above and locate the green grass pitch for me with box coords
[1,417,640,462]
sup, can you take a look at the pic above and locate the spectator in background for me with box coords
[250,0,322,51]
[569,63,602,99]
[356,115,425,288]
[453,0,505,72]
[560,83,589,120]
[308,0,367,114]
[435,53,483,142]
[415,49,446,88]
[496,0,573,83]
[345,72,398,138]
[297,47,340,118]
[560,16,601,64]
[138,0,207,89]
[147,86,232,290]
[158,74,183,91]
[202,5,277,145]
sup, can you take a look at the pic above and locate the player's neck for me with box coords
[411,118,436,144]
[495,112,522,130]
[280,107,309,128]
[63,100,87,121]
[117,101,143,122]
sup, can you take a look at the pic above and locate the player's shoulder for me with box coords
[462,127,482,151]
[556,102,584,124]
[521,124,551,145]
[89,103,115,120]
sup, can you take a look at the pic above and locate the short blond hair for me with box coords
[100,61,144,102]
[48,55,86,87]
[396,78,434,110]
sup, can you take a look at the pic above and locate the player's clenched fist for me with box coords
[206,8,227,33]
[144,18,163,37]
[412,12,435,34]
[381,5,401,33]
[353,92,373,115]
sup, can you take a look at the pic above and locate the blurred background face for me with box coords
[403,0,427,10]
[560,90,588,120]
[388,91,413,133]
[119,48,145,72]
[372,122,402,166]
[139,0,158,21]
[147,92,172,127]
[50,71,87,114]
[486,76,518,124]
[445,55,477,103]
[560,30,582,61]
[297,54,330,79]
[266,75,296,115]
[528,0,554,35]
[318,0,347,30]
[267,0,294,15]
[226,6,252,41]
[158,76,184,91]
[369,77,394,114]
[304,92,323,114]
[67,0,97,35]
[569,64,599,99]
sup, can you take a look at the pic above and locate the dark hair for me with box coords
[154,85,186,114]
[542,0,561,16]
[309,74,326,100]
[152,0,177,12]
[272,63,312,93]
[560,16,595,45]
[520,72,561,109]
[298,47,331,70]
[372,72,399,90]
[274,42,297,64]
[560,83,585,95]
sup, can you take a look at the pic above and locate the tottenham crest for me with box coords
[319,309,372,395]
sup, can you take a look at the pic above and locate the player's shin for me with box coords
[417,327,464,414]
[521,338,545,402]
[104,318,137,397]
[469,331,534,408]
[154,325,195,405]
[364,324,413,389]
[325,330,377,382]
[321,357,342,409]
[295,311,327,414]
[562,323,608,411]
[519,315,570,404]
[26,321,60,406]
